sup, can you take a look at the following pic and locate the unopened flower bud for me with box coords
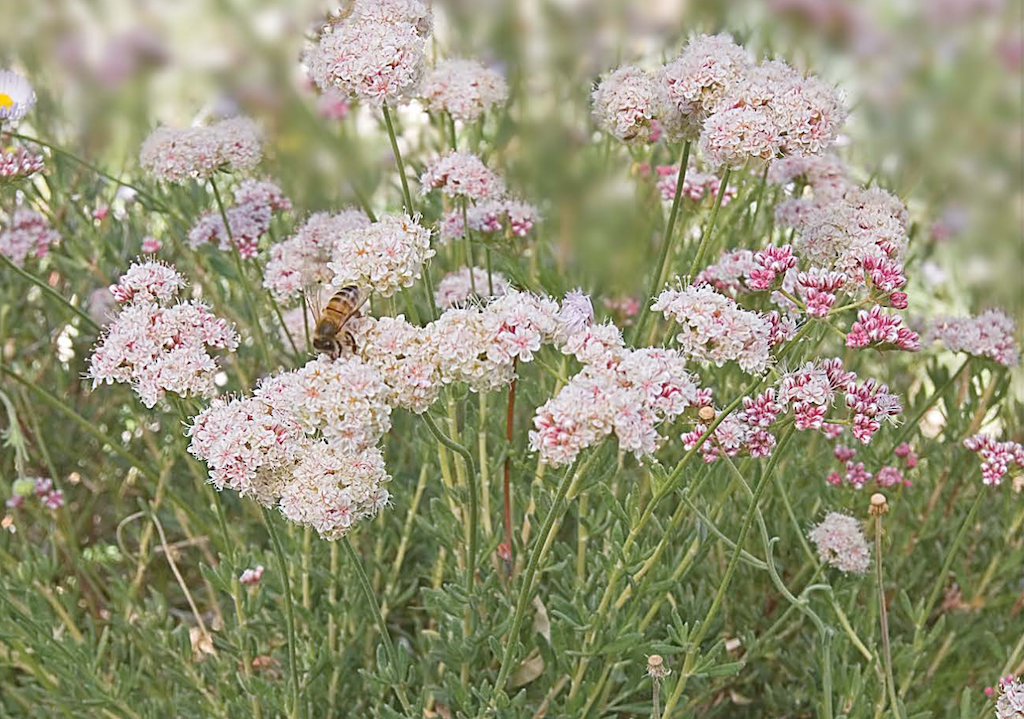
[870,492,888,516]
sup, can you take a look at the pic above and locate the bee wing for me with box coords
[305,286,325,323]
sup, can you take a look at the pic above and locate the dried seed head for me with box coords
[870,492,889,516]
[646,654,670,680]
[698,405,716,422]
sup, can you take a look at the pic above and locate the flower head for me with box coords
[139,117,263,183]
[328,213,434,298]
[808,512,870,574]
[0,209,59,266]
[927,310,1019,367]
[421,59,508,122]
[420,151,505,202]
[0,70,36,125]
[592,65,659,143]
[435,266,509,308]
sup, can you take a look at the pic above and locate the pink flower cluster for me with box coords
[306,0,430,106]
[6,477,64,512]
[655,164,736,206]
[927,310,1020,367]
[0,209,59,266]
[188,179,290,258]
[591,65,662,144]
[421,58,508,123]
[826,442,916,489]
[435,266,509,308]
[531,345,702,466]
[420,151,505,202]
[88,262,239,408]
[996,676,1024,719]
[438,198,539,243]
[263,209,370,302]
[652,284,773,374]
[808,512,870,574]
[139,116,262,183]
[964,434,1024,486]
[846,305,920,352]
[0,146,44,183]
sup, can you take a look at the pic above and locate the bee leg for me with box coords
[344,330,357,354]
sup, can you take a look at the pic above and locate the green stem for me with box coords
[490,453,586,702]
[382,102,415,214]
[919,489,984,633]
[687,168,732,278]
[630,141,690,345]
[261,507,300,719]
[660,426,793,718]
[875,513,904,719]
[209,177,274,367]
[421,411,479,596]
[342,537,413,713]
[0,252,99,331]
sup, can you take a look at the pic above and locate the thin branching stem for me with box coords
[261,507,301,719]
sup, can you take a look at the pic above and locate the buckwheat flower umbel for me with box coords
[0,70,36,126]
[964,434,1024,486]
[846,378,902,444]
[531,345,700,466]
[109,260,186,304]
[927,310,1020,367]
[233,178,292,212]
[139,117,263,184]
[656,165,737,206]
[695,249,758,293]
[591,65,659,144]
[329,213,434,298]
[769,72,847,157]
[560,321,627,366]
[435,266,509,308]
[255,355,392,452]
[91,301,240,408]
[350,315,442,413]
[768,154,850,199]
[421,58,508,123]
[264,209,370,302]
[279,443,391,540]
[808,512,870,574]
[420,151,505,202]
[306,2,429,106]
[846,305,920,352]
[996,676,1024,718]
[652,284,772,373]
[0,146,44,184]
[187,395,306,506]
[656,34,752,140]
[699,105,780,169]
[0,209,60,266]
[189,201,272,258]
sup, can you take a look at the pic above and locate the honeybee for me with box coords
[310,285,367,358]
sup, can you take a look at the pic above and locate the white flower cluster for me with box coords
[927,310,1020,368]
[808,511,870,574]
[187,355,393,538]
[139,116,262,183]
[592,34,846,167]
[420,151,505,202]
[591,65,663,144]
[996,677,1024,719]
[264,209,370,302]
[421,59,508,122]
[306,0,431,106]
[435,266,510,308]
[652,284,773,374]
[350,314,443,413]
[327,213,434,298]
[0,209,60,266]
[530,343,702,467]
[88,262,239,408]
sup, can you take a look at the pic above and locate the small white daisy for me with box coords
[0,70,36,125]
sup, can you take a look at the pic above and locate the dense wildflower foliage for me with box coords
[0,2,1021,719]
